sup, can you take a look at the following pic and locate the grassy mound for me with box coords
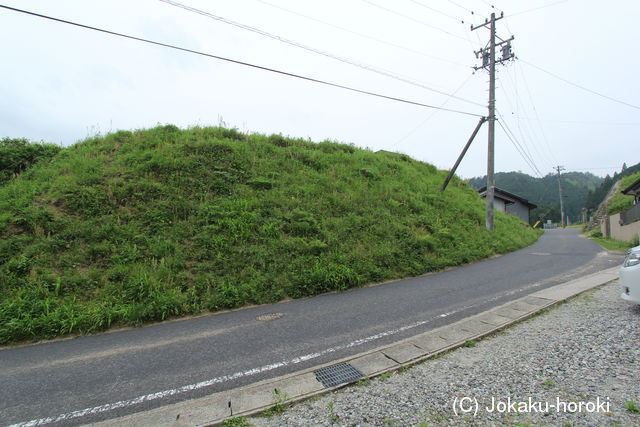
[0,126,541,344]
[607,171,640,215]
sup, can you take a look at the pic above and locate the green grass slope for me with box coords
[607,171,640,215]
[0,126,541,344]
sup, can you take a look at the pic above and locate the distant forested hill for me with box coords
[468,171,604,223]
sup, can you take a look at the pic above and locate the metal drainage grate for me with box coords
[314,362,363,388]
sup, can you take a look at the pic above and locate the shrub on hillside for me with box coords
[0,137,61,184]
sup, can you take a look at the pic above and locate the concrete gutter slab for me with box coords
[381,342,424,364]
[491,305,529,320]
[411,334,449,352]
[457,319,500,336]
[349,351,397,376]
[98,266,619,426]
[476,312,512,327]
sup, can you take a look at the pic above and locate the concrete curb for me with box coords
[96,266,620,427]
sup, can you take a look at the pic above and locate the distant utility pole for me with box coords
[555,165,566,227]
[472,12,514,232]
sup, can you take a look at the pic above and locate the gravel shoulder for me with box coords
[247,280,640,426]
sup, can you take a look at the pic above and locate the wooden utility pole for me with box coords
[472,12,514,232]
[555,165,566,227]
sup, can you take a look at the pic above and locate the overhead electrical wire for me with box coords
[569,167,620,171]
[497,8,551,166]
[521,59,640,111]
[496,113,544,177]
[0,4,484,118]
[447,0,472,13]
[406,0,460,22]
[507,117,640,126]
[159,0,484,108]
[509,0,569,18]
[496,107,545,176]
[252,0,468,67]
[515,62,559,166]
[497,117,540,177]
[390,72,477,150]
[360,0,469,42]
[448,0,487,19]
[499,69,555,171]
[500,86,552,173]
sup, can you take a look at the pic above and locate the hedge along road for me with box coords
[0,228,624,426]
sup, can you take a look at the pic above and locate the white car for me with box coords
[620,245,640,304]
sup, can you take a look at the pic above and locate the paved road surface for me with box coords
[0,229,624,426]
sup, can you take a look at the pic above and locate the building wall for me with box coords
[506,201,531,223]
[494,198,507,213]
[602,213,640,242]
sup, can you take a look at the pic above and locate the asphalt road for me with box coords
[0,229,624,426]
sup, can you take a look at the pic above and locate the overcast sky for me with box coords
[1,0,638,179]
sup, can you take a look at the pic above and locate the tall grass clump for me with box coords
[0,126,541,344]
[607,171,640,215]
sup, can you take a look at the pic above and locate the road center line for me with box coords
[12,304,477,427]
[13,279,552,427]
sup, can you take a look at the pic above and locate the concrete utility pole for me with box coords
[472,12,514,232]
[555,165,566,227]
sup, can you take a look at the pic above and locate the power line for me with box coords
[515,62,559,166]
[159,0,484,108]
[496,111,544,177]
[521,59,640,111]
[498,83,551,174]
[509,117,640,126]
[406,0,460,22]
[448,0,487,19]
[569,167,620,171]
[447,0,472,13]
[499,68,555,171]
[391,72,476,149]
[360,0,468,42]
[498,105,540,173]
[253,0,468,67]
[509,0,569,18]
[0,4,484,118]
[496,118,543,178]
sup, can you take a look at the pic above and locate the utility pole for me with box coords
[441,116,487,192]
[555,165,566,227]
[472,12,514,231]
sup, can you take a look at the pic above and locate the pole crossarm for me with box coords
[470,11,504,31]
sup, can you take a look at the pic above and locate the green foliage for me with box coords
[606,171,640,215]
[327,401,340,423]
[269,388,288,414]
[223,417,252,427]
[0,137,61,184]
[585,161,640,211]
[588,234,635,252]
[626,401,640,414]
[0,125,541,344]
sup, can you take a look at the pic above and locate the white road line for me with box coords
[11,286,534,427]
